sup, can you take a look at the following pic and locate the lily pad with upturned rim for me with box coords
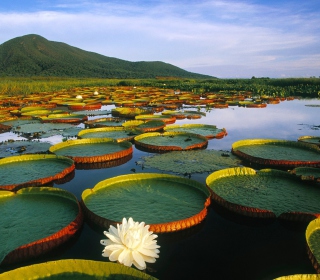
[164,124,227,139]
[0,259,157,279]
[135,114,176,124]
[134,132,208,152]
[49,138,133,164]
[84,117,125,128]
[298,136,320,147]
[291,167,320,183]
[206,167,320,222]
[77,127,141,142]
[39,113,88,124]
[232,139,320,169]
[122,119,166,132]
[141,149,241,174]
[81,173,211,233]
[0,187,83,265]
[306,218,320,273]
[0,154,75,191]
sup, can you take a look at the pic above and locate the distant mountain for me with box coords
[0,34,212,78]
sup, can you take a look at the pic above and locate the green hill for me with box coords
[0,34,211,79]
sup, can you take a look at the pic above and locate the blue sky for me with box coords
[0,0,319,78]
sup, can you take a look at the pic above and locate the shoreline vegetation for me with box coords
[0,77,320,98]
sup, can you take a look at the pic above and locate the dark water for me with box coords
[1,98,320,279]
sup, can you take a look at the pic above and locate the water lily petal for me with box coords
[132,250,146,269]
[138,247,160,258]
[109,249,123,262]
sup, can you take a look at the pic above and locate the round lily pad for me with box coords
[135,114,176,124]
[39,113,88,124]
[81,173,211,233]
[298,136,320,147]
[164,124,227,139]
[232,139,320,169]
[291,167,320,183]
[141,149,241,175]
[84,117,125,128]
[77,127,141,142]
[206,167,320,222]
[122,119,166,132]
[0,154,75,191]
[306,218,320,273]
[0,259,157,279]
[0,187,83,265]
[49,138,133,163]
[134,132,208,152]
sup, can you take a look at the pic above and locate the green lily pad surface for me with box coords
[78,127,140,141]
[134,132,208,152]
[0,154,75,190]
[164,124,227,139]
[141,150,241,174]
[0,187,81,264]
[84,117,125,128]
[306,218,320,273]
[298,136,320,147]
[82,173,210,232]
[206,167,320,217]
[232,139,320,168]
[0,259,157,279]
[49,138,133,163]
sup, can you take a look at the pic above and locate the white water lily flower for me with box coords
[100,217,160,270]
[76,95,82,99]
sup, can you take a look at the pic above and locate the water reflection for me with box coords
[1,98,320,279]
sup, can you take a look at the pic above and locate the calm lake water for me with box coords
[1,98,320,279]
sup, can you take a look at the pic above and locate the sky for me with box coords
[0,0,320,78]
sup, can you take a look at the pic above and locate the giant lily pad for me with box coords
[84,117,125,128]
[298,136,320,147]
[0,154,75,191]
[164,124,227,139]
[0,187,83,265]
[135,114,176,124]
[39,113,88,124]
[134,132,208,152]
[232,139,320,169]
[206,167,320,222]
[122,119,166,132]
[141,149,241,175]
[77,127,141,142]
[291,167,320,183]
[49,138,133,164]
[81,173,211,233]
[0,259,157,279]
[306,218,320,273]
[111,107,152,118]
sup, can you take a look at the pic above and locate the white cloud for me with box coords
[0,0,319,78]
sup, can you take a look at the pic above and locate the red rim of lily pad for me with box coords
[134,132,208,152]
[306,218,320,273]
[49,138,133,164]
[81,173,211,233]
[232,139,320,169]
[0,187,83,266]
[206,167,320,223]
[0,154,75,191]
